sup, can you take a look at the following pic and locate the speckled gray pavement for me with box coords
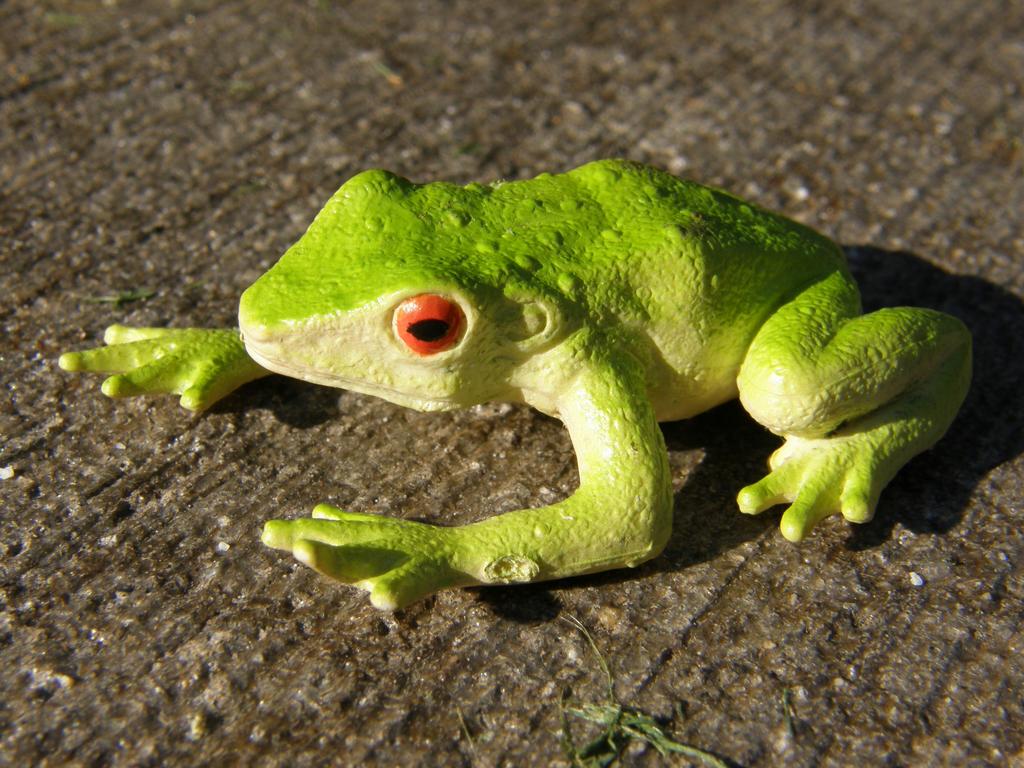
[2,2,1022,766]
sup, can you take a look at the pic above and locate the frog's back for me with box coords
[395,160,847,419]
[563,160,849,419]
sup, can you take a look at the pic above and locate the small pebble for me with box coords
[0,466,14,480]
[909,571,925,587]
[188,711,208,740]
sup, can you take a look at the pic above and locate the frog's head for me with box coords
[238,170,567,411]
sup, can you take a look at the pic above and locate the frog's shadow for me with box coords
[212,373,342,428]
[481,246,1024,618]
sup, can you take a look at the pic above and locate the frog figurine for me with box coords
[60,160,971,609]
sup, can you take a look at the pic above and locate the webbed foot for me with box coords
[736,434,888,542]
[59,325,267,410]
[261,505,467,610]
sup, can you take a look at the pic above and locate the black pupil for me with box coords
[407,319,450,342]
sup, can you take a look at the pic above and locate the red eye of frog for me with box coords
[394,294,464,355]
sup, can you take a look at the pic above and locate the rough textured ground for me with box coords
[2,1,1022,766]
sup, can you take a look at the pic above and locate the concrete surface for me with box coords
[2,1,1022,765]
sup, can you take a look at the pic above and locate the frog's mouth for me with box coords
[241,334,463,413]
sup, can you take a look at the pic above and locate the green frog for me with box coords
[60,160,971,609]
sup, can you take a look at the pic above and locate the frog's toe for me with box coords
[181,384,215,411]
[100,355,184,399]
[103,324,171,344]
[778,486,836,542]
[737,471,792,515]
[838,470,879,524]
[61,338,165,374]
[261,519,297,550]
[293,539,406,583]
[367,558,453,611]
[311,504,346,521]
[58,351,87,371]
[311,504,387,523]
[178,369,235,410]
[101,372,144,398]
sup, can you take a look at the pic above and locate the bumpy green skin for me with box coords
[60,160,971,610]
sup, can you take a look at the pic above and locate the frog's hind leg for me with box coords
[735,269,971,541]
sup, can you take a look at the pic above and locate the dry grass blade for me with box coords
[80,288,155,307]
[558,616,730,768]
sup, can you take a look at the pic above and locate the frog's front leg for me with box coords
[59,325,271,410]
[736,270,971,541]
[261,350,673,610]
